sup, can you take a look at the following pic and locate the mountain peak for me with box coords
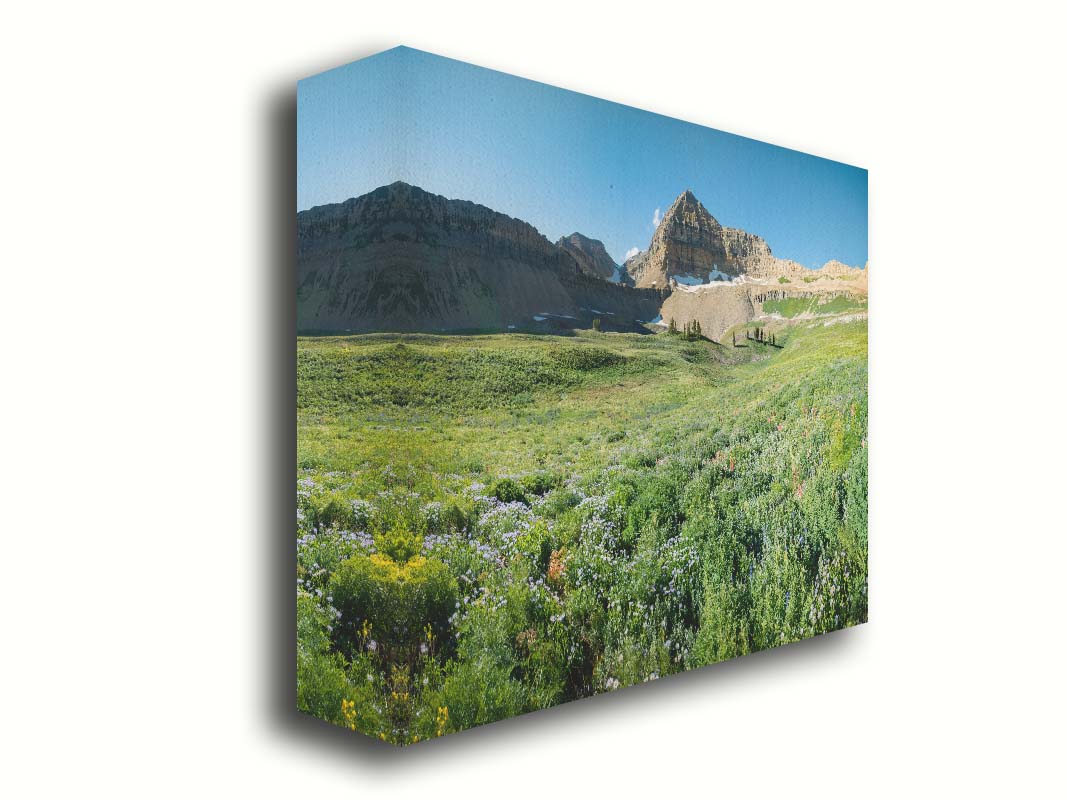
[625,192,726,288]
[556,232,618,281]
[660,189,719,230]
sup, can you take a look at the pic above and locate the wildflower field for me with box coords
[296,321,868,743]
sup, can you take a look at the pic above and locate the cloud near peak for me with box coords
[652,208,662,227]
[624,247,640,261]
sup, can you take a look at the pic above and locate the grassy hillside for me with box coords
[762,295,867,318]
[297,322,868,743]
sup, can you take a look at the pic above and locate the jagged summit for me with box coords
[660,189,723,236]
[626,189,728,288]
[556,232,618,281]
[626,188,865,288]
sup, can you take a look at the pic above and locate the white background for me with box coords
[3,2,1065,797]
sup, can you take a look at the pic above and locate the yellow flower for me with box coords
[341,698,358,732]
[435,705,449,737]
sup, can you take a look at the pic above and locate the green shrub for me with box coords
[516,520,556,573]
[691,581,752,665]
[305,492,357,530]
[330,553,458,660]
[490,477,527,505]
[375,525,421,563]
[623,477,682,542]
[430,606,527,731]
[541,488,581,518]
[520,471,561,496]
[438,495,476,533]
[548,344,624,371]
[434,659,525,733]
[297,593,349,724]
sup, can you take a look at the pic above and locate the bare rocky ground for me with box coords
[657,267,868,342]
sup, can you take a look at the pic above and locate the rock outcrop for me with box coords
[556,232,618,281]
[297,182,662,333]
[625,190,731,288]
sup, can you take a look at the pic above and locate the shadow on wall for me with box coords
[259,44,862,770]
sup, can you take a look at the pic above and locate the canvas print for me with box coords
[296,46,868,744]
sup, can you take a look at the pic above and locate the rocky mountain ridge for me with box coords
[297,182,864,338]
[624,189,865,286]
[297,182,662,333]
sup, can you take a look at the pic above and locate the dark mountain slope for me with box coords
[297,182,662,333]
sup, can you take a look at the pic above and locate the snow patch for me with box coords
[673,268,735,287]
[607,265,625,284]
[671,271,772,293]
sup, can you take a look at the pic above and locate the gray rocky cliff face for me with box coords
[555,232,618,281]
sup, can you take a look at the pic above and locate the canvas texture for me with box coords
[296,46,868,745]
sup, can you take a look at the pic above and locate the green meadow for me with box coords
[762,295,867,318]
[297,321,868,743]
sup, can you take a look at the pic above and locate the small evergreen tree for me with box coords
[592,317,601,332]
[668,317,677,334]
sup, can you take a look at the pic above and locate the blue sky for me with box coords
[298,47,867,268]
